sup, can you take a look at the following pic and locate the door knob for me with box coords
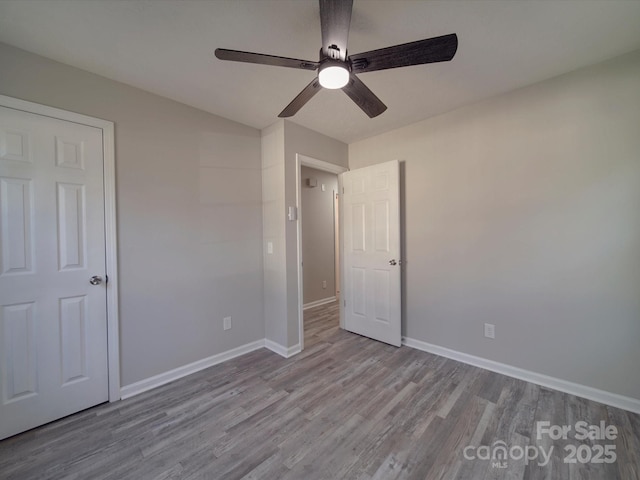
[89,275,103,285]
[389,259,397,266]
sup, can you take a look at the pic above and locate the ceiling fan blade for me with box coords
[278,78,322,118]
[319,0,353,60]
[215,49,319,71]
[349,33,458,73]
[342,74,387,118]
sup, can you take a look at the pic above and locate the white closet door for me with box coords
[0,106,108,440]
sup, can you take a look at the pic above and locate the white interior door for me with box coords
[341,160,401,346]
[0,106,108,440]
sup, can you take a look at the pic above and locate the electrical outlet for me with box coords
[484,323,495,339]
[223,316,232,331]
[322,280,327,289]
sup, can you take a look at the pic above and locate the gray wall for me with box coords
[284,121,348,346]
[349,50,640,401]
[0,43,264,387]
[300,166,338,305]
[262,120,348,348]
[261,121,287,347]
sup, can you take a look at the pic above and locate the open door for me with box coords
[341,160,401,346]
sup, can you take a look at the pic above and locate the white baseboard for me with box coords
[120,339,265,400]
[402,336,640,415]
[303,296,337,310]
[264,339,302,358]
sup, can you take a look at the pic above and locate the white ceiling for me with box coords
[1,0,640,143]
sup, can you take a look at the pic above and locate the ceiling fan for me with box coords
[215,0,458,119]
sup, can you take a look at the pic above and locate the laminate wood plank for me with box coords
[280,413,364,479]
[607,405,640,480]
[424,394,491,480]
[436,366,475,418]
[525,387,571,480]
[401,393,486,480]
[212,402,303,458]
[452,400,496,480]
[1,300,638,480]
[239,452,290,480]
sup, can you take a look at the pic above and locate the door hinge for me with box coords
[105,275,109,284]
[343,299,346,307]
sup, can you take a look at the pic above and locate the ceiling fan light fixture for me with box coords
[215,0,457,118]
[318,62,349,89]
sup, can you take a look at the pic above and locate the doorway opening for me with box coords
[295,154,348,351]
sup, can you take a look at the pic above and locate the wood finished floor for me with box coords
[1,301,639,479]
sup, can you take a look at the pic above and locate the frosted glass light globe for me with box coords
[319,65,349,89]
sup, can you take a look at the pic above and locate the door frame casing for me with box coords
[295,154,348,350]
[0,94,120,402]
